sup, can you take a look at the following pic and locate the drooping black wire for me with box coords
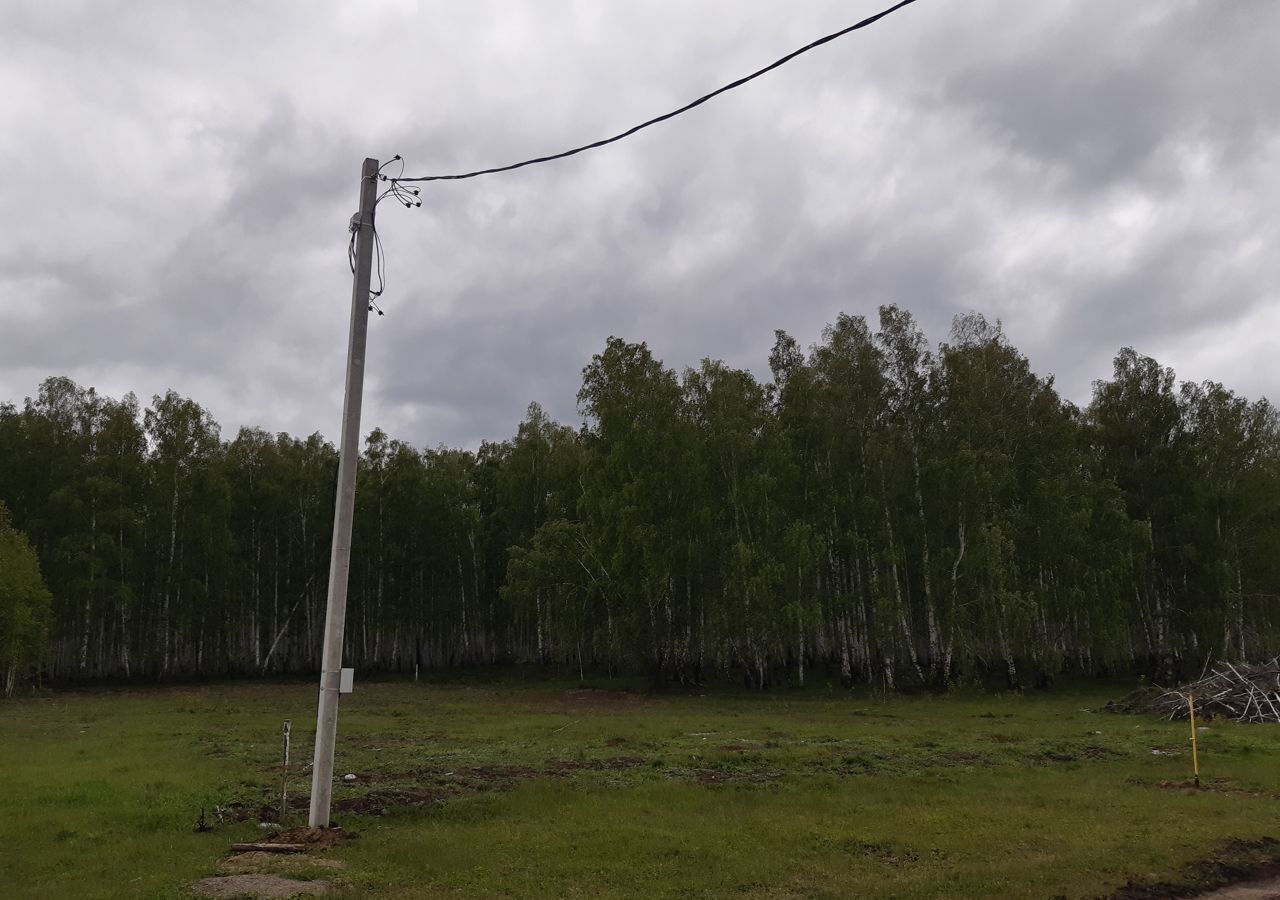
[349,157,418,313]
[358,1,916,312]
[394,0,919,183]
[372,226,386,300]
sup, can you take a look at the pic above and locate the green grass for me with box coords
[2,675,1279,898]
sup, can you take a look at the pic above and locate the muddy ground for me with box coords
[1096,838,1280,900]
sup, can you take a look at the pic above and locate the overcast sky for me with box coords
[2,0,1277,449]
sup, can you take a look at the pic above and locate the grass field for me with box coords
[2,674,1279,899]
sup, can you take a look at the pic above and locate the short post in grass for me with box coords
[281,720,292,822]
[1187,694,1200,788]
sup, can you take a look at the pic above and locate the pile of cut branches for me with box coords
[1115,660,1280,724]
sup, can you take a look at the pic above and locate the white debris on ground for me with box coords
[1111,660,1280,724]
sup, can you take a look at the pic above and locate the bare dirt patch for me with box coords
[190,874,333,898]
[1039,749,1081,763]
[824,752,891,775]
[1095,837,1280,899]
[557,688,648,711]
[222,851,287,871]
[256,759,634,823]
[1105,686,1165,717]
[220,852,346,874]
[360,763,538,790]
[928,750,988,767]
[250,798,309,822]
[196,828,351,897]
[1034,744,1122,765]
[332,788,442,815]
[270,826,354,850]
[694,768,783,785]
[321,756,652,816]
[466,763,540,782]
[1192,875,1280,899]
[846,840,922,868]
[1141,783,1280,803]
[987,732,1023,744]
[546,755,648,774]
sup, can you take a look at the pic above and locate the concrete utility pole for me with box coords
[309,157,379,828]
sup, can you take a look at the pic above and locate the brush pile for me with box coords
[1111,660,1280,724]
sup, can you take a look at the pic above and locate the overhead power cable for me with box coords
[364,0,919,314]
[393,0,920,183]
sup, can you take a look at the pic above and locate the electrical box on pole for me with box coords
[308,157,379,828]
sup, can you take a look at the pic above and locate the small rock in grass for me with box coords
[342,773,357,781]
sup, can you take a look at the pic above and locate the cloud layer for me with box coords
[2,0,1277,448]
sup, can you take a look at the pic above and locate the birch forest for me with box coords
[3,307,1279,690]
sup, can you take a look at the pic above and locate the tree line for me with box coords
[2,306,1278,692]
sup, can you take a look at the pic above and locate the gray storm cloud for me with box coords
[1,0,1277,448]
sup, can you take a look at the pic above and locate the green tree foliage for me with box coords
[3,310,1280,688]
[576,338,694,682]
[0,502,53,695]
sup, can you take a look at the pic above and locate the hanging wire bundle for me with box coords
[347,156,423,316]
